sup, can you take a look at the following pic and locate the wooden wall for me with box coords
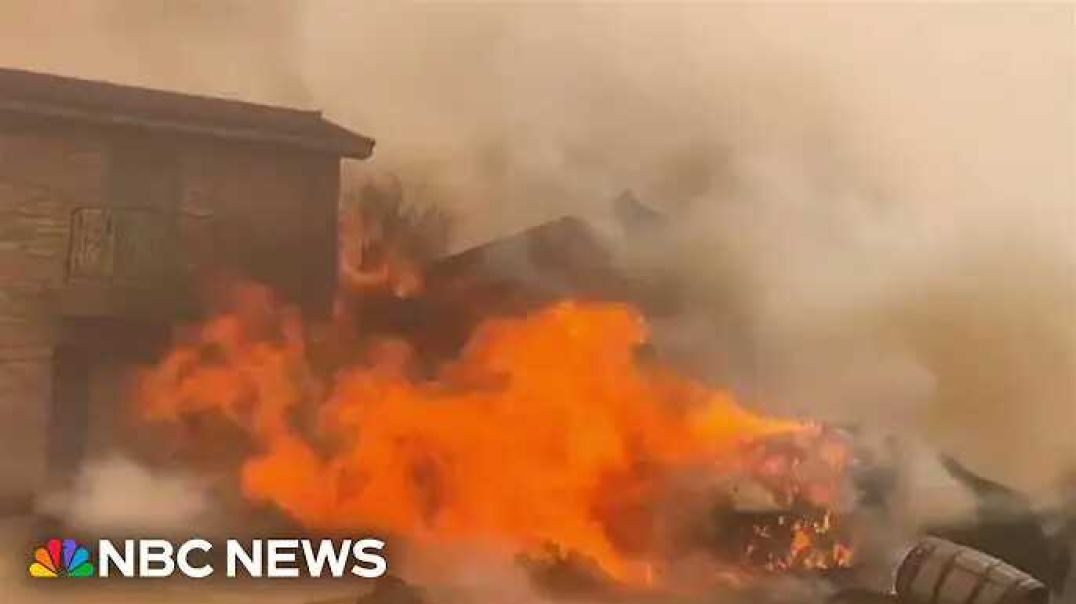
[0,118,341,508]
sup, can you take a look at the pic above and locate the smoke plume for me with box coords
[0,0,1072,542]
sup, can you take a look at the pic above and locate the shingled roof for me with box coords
[0,67,374,158]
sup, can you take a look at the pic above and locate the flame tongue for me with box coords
[136,285,847,585]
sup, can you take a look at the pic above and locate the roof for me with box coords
[0,67,374,158]
[433,216,614,281]
[430,215,683,316]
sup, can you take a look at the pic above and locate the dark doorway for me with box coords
[48,318,170,484]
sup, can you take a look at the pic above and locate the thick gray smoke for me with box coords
[0,0,1071,553]
[328,4,1076,502]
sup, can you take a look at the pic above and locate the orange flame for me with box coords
[338,200,425,298]
[136,283,843,584]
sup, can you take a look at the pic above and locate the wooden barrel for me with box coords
[894,537,1048,604]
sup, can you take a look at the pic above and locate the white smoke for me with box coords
[36,455,211,533]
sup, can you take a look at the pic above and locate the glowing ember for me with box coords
[135,282,852,586]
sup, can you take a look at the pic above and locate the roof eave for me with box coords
[0,99,375,159]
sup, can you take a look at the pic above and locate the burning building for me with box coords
[0,67,372,512]
[0,68,857,597]
[0,60,1066,604]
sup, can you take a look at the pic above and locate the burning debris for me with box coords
[121,185,881,600]
[133,284,853,588]
[339,179,451,299]
[86,199,1070,602]
[718,429,856,573]
[122,204,1073,601]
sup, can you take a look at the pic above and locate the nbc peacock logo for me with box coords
[28,538,95,578]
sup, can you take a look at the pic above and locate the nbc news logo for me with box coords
[29,537,387,579]
[28,539,94,578]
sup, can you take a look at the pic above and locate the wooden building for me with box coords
[0,67,372,510]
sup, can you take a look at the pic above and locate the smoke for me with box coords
[0,0,1072,543]
[35,455,212,533]
[296,3,1072,498]
[0,1,309,106]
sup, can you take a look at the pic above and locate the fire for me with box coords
[135,282,850,586]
